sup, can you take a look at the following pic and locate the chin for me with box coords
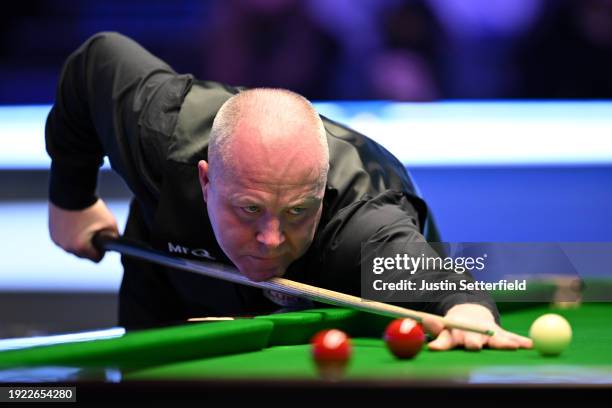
[243,271,274,282]
[241,266,285,282]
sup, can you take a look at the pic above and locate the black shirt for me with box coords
[45,32,498,322]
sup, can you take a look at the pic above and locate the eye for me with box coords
[242,205,260,214]
[288,207,307,216]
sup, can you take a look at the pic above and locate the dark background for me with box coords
[2,0,612,104]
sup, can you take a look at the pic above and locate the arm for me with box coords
[318,190,531,350]
[45,32,192,259]
[319,191,499,315]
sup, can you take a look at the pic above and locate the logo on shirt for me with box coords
[167,242,217,261]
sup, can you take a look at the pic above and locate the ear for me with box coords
[198,160,211,202]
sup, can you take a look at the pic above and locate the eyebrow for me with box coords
[229,195,322,207]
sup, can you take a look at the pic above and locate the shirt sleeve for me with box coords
[45,31,192,211]
[315,190,500,322]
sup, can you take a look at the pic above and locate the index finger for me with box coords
[421,315,446,336]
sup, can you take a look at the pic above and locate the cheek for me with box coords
[207,202,231,243]
[290,213,322,251]
[206,201,223,242]
[210,207,253,250]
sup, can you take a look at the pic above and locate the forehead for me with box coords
[221,121,325,188]
[219,157,323,199]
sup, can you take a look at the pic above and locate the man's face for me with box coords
[199,123,326,281]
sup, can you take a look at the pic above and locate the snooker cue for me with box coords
[92,231,495,336]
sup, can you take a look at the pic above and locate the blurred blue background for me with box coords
[0,0,611,336]
[3,0,612,103]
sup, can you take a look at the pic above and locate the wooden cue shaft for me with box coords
[94,232,495,336]
[269,277,494,336]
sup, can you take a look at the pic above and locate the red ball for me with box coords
[384,318,425,359]
[310,329,352,363]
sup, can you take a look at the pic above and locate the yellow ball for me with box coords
[529,313,572,356]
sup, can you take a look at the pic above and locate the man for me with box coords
[46,32,531,351]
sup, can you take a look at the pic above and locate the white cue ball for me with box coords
[529,313,572,356]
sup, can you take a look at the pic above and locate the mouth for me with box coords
[249,255,282,261]
[245,255,284,272]
[241,257,287,281]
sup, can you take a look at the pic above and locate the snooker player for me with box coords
[46,32,532,351]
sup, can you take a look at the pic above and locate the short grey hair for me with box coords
[208,88,329,186]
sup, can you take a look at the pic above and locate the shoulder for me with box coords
[321,115,421,208]
[163,80,240,164]
[78,31,149,61]
[318,190,425,253]
[309,190,426,294]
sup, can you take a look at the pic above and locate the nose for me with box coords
[256,216,285,249]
